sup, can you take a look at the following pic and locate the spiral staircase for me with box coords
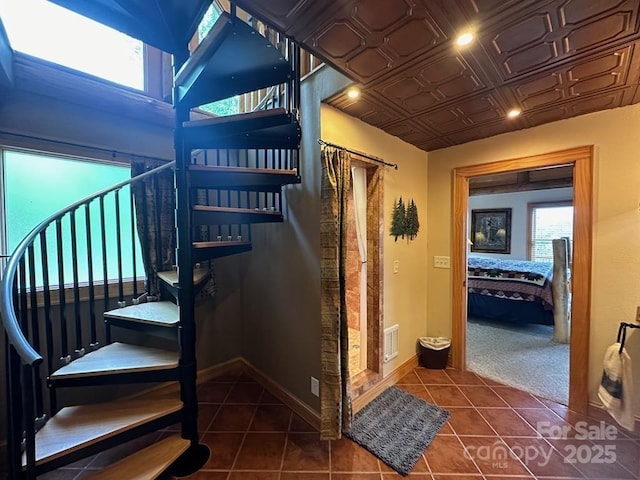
[0,1,301,478]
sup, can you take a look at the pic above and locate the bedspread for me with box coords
[467,257,554,309]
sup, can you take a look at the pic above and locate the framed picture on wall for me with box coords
[470,208,512,254]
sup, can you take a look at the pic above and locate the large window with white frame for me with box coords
[528,201,573,263]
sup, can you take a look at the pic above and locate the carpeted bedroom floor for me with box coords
[466,315,569,405]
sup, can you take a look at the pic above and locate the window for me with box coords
[0,0,144,90]
[2,149,144,287]
[192,3,240,116]
[528,201,573,262]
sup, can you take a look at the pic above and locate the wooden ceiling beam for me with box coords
[469,177,574,196]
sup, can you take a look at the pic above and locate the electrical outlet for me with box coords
[311,377,319,397]
[393,260,399,274]
[434,256,451,268]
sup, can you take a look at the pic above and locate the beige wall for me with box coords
[238,67,352,411]
[321,104,429,376]
[427,102,640,413]
[240,67,429,413]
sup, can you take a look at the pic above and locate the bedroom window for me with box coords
[528,201,573,263]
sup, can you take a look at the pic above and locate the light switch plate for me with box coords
[434,256,451,268]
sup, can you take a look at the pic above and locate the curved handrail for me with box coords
[0,160,176,366]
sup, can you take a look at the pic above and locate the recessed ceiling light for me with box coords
[507,108,521,118]
[456,33,473,46]
[347,87,360,99]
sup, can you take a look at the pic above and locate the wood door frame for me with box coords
[452,146,593,414]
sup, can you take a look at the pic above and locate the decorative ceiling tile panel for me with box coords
[510,46,638,110]
[233,0,327,33]
[353,0,410,31]
[346,48,393,80]
[315,22,364,59]
[326,90,406,127]
[373,53,488,114]
[565,12,634,51]
[386,19,441,57]
[417,93,506,134]
[487,12,560,79]
[237,0,640,151]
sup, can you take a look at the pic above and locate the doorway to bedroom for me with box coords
[451,146,594,414]
[466,171,573,405]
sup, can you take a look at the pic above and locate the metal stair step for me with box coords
[192,205,283,225]
[189,165,300,190]
[23,397,182,467]
[85,434,190,480]
[175,11,292,108]
[48,0,211,54]
[157,267,211,288]
[183,108,301,150]
[103,301,179,328]
[49,342,178,382]
[193,240,252,262]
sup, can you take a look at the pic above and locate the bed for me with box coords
[467,256,555,326]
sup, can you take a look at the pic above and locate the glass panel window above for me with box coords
[0,0,144,90]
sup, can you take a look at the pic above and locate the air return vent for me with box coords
[384,324,399,363]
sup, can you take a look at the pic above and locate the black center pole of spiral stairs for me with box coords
[168,45,210,477]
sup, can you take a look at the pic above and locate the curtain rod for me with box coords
[317,139,398,170]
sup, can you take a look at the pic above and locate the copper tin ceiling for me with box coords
[233,0,640,151]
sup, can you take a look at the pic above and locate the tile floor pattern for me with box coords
[16,367,640,479]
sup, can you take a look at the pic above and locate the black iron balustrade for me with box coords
[0,160,175,478]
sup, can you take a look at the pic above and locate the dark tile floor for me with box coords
[25,367,640,479]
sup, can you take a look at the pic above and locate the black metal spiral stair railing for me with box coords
[1,0,302,478]
[1,161,181,478]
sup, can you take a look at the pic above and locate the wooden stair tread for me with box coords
[193,240,252,249]
[103,301,179,327]
[183,109,301,150]
[157,267,210,287]
[188,165,300,191]
[192,241,253,262]
[184,108,289,127]
[24,397,182,466]
[192,205,282,216]
[192,205,284,227]
[189,165,298,176]
[85,435,189,480]
[50,343,178,380]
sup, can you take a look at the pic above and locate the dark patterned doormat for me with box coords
[345,386,450,476]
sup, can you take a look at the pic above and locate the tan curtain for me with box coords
[131,159,176,298]
[320,146,353,439]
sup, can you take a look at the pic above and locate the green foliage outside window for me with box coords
[196,3,239,117]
